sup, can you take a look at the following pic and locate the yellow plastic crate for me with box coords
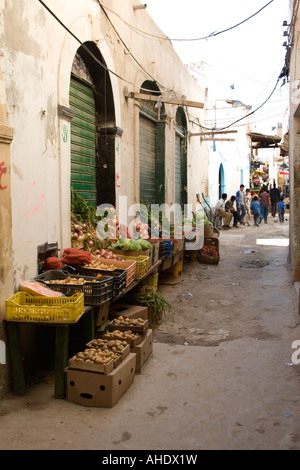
[117,255,149,279]
[6,292,84,324]
[172,261,183,278]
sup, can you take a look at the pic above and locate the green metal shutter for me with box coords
[139,115,156,204]
[175,134,182,205]
[70,76,96,207]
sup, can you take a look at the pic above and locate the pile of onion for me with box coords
[93,248,123,261]
[71,222,94,247]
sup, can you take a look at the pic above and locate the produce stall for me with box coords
[4,193,219,406]
[4,242,161,402]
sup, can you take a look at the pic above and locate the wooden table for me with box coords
[4,305,94,399]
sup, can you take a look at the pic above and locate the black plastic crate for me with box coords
[35,270,113,306]
[158,242,167,259]
[71,265,126,298]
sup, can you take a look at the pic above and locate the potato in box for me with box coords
[102,330,143,346]
[109,303,148,321]
[68,348,115,374]
[86,338,130,361]
[65,352,136,408]
[108,316,149,334]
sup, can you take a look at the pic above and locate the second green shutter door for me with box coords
[175,134,182,205]
[139,115,156,204]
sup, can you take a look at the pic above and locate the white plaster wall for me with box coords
[288,5,300,278]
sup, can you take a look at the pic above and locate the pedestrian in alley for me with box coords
[259,185,271,223]
[250,195,261,226]
[269,182,281,217]
[277,195,286,224]
[236,184,246,224]
[225,195,242,228]
[244,188,252,226]
[214,193,233,230]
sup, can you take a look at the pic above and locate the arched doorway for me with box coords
[139,81,166,205]
[69,42,117,209]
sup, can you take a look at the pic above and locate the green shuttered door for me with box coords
[175,134,182,205]
[139,115,156,204]
[70,77,96,207]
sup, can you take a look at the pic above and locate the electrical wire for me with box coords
[37,0,185,100]
[203,102,288,126]
[37,0,127,84]
[38,0,285,133]
[192,105,289,132]
[96,0,173,93]
[198,73,283,132]
[101,0,274,43]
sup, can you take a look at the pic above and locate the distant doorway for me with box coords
[219,163,225,198]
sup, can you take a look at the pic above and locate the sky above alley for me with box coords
[145,0,290,134]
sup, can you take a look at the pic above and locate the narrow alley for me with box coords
[0,216,299,451]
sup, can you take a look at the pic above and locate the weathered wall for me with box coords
[289,0,300,280]
[0,0,208,396]
[0,64,14,397]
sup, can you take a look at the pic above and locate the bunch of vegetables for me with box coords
[109,238,152,252]
[131,220,150,239]
[92,248,122,260]
[124,289,174,326]
[71,216,101,250]
[71,188,100,226]
[95,206,120,241]
[201,245,219,260]
[71,190,111,251]
[140,202,174,238]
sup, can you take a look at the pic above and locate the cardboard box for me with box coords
[108,318,149,334]
[68,355,114,374]
[131,329,153,373]
[109,303,148,320]
[65,352,136,408]
[95,300,110,327]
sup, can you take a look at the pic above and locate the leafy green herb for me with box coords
[123,289,174,326]
[71,188,100,225]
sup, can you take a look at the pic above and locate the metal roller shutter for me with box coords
[175,134,182,205]
[70,76,96,207]
[139,115,156,204]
